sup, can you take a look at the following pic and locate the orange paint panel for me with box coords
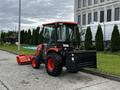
[16,55,33,63]
[47,48,59,53]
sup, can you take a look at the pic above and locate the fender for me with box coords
[47,48,59,54]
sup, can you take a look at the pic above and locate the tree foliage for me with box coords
[20,30,24,44]
[0,32,6,44]
[27,29,32,44]
[36,27,40,45]
[85,26,93,50]
[75,26,81,47]
[111,25,120,52]
[95,25,104,51]
[38,30,44,44]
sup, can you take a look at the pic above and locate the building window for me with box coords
[82,14,86,25]
[78,15,81,24]
[88,13,92,24]
[94,0,98,4]
[114,7,120,21]
[107,9,112,22]
[83,0,87,7]
[100,11,104,22]
[94,12,98,22]
[100,0,104,2]
[78,0,81,8]
[88,0,92,6]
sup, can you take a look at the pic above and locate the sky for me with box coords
[0,0,74,31]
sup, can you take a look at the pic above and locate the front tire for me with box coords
[31,56,40,69]
[46,53,62,76]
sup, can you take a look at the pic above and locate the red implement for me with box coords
[16,54,34,65]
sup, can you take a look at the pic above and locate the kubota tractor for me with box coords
[16,22,96,76]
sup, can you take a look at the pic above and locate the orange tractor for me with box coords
[16,22,96,76]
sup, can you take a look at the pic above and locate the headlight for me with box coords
[72,54,74,56]
[72,57,75,61]
[63,44,69,47]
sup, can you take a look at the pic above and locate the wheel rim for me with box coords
[32,59,36,68]
[48,58,54,71]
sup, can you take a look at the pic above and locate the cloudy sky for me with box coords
[0,0,74,31]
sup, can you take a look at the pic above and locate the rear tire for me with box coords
[31,56,40,69]
[46,53,62,76]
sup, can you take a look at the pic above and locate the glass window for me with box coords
[94,12,98,22]
[82,14,86,25]
[43,26,56,44]
[100,11,104,22]
[94,0,98,4]
[88,13,92,24]
[83,0,87,7]
[78,15,81,24]
[78,0,81,8]
[57,25,78,42]
[114,7,120,21]
[107,9,112,22]
[88,0,92,6]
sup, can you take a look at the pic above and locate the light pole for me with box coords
[18,0,21,50]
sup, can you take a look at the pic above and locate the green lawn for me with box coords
[0,44,120,77]
[97,52,120,76]
[0,44,35,54]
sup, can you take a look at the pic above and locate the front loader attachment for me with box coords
[66,50,97,72]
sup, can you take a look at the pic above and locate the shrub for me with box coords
[111,25,120,52]
[95,24,104,51]
[85,26,93,50]
[75,26,81,48]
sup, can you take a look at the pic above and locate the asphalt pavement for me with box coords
[0,50,120,90]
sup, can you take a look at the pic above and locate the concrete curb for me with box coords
[81,69,120,82]
[0,49,120,82]
[0,49,19,55]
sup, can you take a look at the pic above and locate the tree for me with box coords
[1,31,6,44]
[20,30,25,44]
[27,29,32,44]
[85,26,93,50]
[38,30,44,44]
[95,25,104,51]
[111,25,120,52]
[31,29,36,45]
[36,27,40,45]
[24,31,28,44]
[6,31,17,44]
[75,26,81,48]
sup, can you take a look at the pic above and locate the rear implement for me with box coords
[16,54,33,65]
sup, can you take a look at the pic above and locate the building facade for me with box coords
[74,0,120,40]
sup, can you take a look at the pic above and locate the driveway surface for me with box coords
[0,50,120,90]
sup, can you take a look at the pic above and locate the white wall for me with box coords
[85,21,120,41]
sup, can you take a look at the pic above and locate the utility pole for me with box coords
[18,0,21,50]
